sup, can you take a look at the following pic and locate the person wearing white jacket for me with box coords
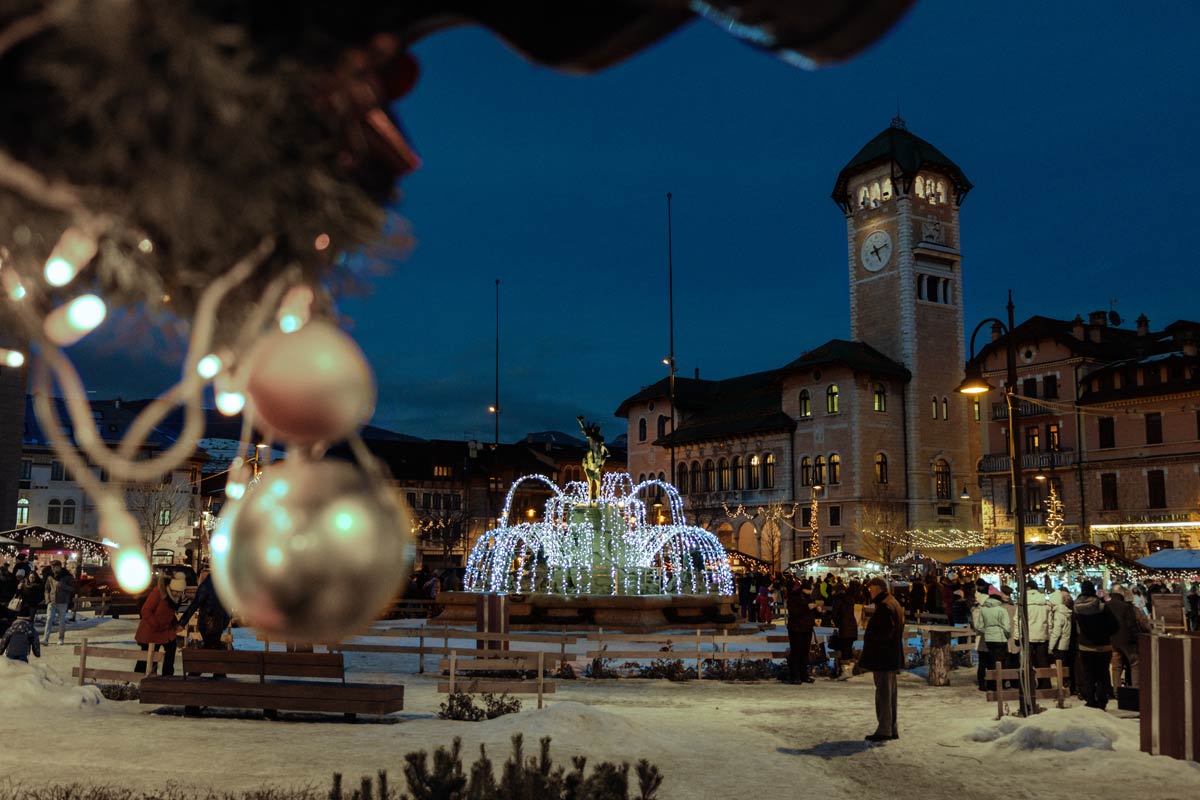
[1016,583,1053,683]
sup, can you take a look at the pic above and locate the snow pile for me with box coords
[966,706,1125,752]
[0,656,103,711]
[479,701,656,750]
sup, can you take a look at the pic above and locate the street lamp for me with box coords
[957,289,1034,716]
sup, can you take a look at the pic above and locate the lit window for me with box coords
[873,384,886,412]
[16,498,29,525]
[434,465,452,478]
[731,456,743,490]
[814,456,826,486]
[746,455,759,490]
[800,456,811,486]
[798,390,811,418]
[915,176,926,198]
[870,182,881,208]
[858,186,870,209]
[931,396,938,419]
[691,461,701,494]
[942,397,949,420]
[875,453,888,484]
[826,385,839,414]
[704,460,715,492]
[829,454,841,485]
[934,459,951,500]
[973,399,981,422]
[717,459,729,491]
[158,505,172,526]
[881,178,893,201]
[936,181,947,204]
[763,454,775,489]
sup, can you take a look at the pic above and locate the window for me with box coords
[746,456,759,490]
[875,453,888,484]
[973,399,981,422]
[881,177,893,201]
[873,384,886,412]
[158,505,172,526]
[858,186,870,209]
[1043,375,1058,399]
[763,453,775,489]
[730,457,743,490]
[1025,427,1041,453]
[19,459,31,480]
[936,181,946,204]
[16,498,29,525]
[801,507,813,527]
[703,460,715,492]
[717,459,729,491]
[1025,480,1044,512]
[915,176,926,198]
[828,454,841,485]
[50,460,64,481]
[826,385,839,414]
[677,463,689,492]
[433,493,443,510]
[1099,472,1118,510]
[800,456,812,486]
[657,415,668,438]
[47,499,61,525]
[690,461,701,494]
[1023,378,1038,398]
[1147,470,1167,509]
[934,459,951,500]
[1047,423,1060,451]
[931,396,938,419]
[814,456,826,486]
[450,494,462,511]
[638,418,647,442]
[942,397,949,420]
[423,493,432,509]
[406,492,417,508]
[1145,412,1163,445]
[798,390,812,418]
[1098,417,1115,449]
[828,506,841,527]
[62,499,76,525]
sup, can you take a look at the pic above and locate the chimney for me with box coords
[1136,314,1149,337]
[1183,336,1198,358]
[694,367,700,380]
[990,321,1003,342]
[1088,310,1107,327]
[1072,315,1085,340]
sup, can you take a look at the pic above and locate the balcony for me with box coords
[991,399,1059,420]
[1023,511,1045,527]
[980,449,1076,473]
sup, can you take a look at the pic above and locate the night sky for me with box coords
[75,2,1199,444]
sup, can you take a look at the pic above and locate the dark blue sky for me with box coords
[79,2,1199,443]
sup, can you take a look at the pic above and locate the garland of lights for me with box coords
[808,493,820,557]
[858,528,987,550]
[463,473,734,597]
[1044,484,1065,545]
[4,530,113,559]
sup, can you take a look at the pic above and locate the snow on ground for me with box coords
[2,615,1199,800]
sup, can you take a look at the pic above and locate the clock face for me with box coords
[860,230,893,272]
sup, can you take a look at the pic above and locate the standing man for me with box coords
[1074,580,1118,709]
[860,576,904,742]
[43,560,74,645]
[785,579,817,684]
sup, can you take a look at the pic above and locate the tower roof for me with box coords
[831,118,972,209]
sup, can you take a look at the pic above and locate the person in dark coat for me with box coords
[940,577,957,619]
[829,582,858,679]
[177,568,232,650]
[908,579,926,620]
[1106,586,1146,689]
[951,589,971,625]
[786,581,818,683]
[1074,580,1119,709]
[737,573,754,621]
[860,577,904,742]
[17,571,43,620]
[1,617,40,662]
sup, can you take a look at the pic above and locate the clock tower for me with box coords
[831,116,975,531]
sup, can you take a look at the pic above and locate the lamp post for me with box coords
[958,290,1034,716]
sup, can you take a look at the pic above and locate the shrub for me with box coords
[436,690,522,721]
[702,658,787,681]
[634,659,695,682]
[583,658,619,679]
[97,682,140,702]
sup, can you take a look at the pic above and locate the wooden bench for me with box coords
[138,649,403,721]
[437,649,554,709]
[73,639,162,684]
[985,661,1072,718]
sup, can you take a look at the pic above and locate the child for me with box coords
[2,617,41,663]
[754,585,773,624]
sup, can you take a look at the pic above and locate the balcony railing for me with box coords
[980,449,1076,473]
[1024,511,1045,527]
[991,399,1059,420]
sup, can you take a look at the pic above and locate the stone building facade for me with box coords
[616,120,981,568]
[971,313,1200,557]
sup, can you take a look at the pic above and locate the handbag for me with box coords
[6,596,22,611]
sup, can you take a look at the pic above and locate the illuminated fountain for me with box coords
[440,418,736,629]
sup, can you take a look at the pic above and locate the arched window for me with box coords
[690,461,701,494]
[931,396,938,419]
[973,399,981,421]
[915,176,925,198]
[731,456,743,490]
[875,453,888,484]
[814,456,826,486]
[638,418,647,442]
[657,415,668,438]
[47,499,61,525]
[870,181,881,207]
[942,397,949,420]
[62,499,76,525]
[936,181,947,204]
[638,473,646,483]
[829,454,841,485]
[800,456,811,486]
[763,453,776,489]
[747,455,760,490]
[881,177,893,201]
[858,186,870,209]
[717,458,729,491]
[826,385,839,414]
[934,459,951,500]
[798,389,811,418]
[676,463,688,492]
[873,384,886,412]
[704,460,715,492]
[16,497,28,525]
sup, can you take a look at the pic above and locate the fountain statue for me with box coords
[446,419,735,628]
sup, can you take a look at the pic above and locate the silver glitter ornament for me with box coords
[210,458,413,642]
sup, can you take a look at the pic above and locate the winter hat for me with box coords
[953,589,964,598]
[1000,585,1014,597]
[976,579,990,592]
[1080,580,1096,595]
[987,585,1003,598]
[168,571,187,593]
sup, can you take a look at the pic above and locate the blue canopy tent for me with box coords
[1136,549,1200,574]
[950,543,1138,587]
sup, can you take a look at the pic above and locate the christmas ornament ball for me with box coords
[245,320,376,445]
[210,459,414,642]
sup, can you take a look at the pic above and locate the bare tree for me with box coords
[857,485,909,566]
[760,520,783,572]
[413,503,470,568]
[126,477,195,554]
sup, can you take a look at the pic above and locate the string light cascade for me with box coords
[1044,484,1065,545]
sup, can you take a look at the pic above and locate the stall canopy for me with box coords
[1136,549,1200,573]
[0,525,115,559]
[949,542,1137,571]
[788,550,885,575]
[725,549,774,576]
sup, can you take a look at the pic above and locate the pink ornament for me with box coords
[245,320,376,444]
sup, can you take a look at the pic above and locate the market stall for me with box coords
[725,548,774,577]
[0,525,114,571]
[787,550,885,581]
[1136,549,1200,581]
[949,542,1139,592]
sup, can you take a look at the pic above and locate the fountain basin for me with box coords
[433,591,738,631]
